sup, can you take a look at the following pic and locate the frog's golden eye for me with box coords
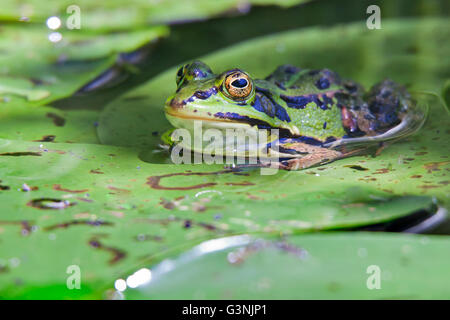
[223,72,253,100]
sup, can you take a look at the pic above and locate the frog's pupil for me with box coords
[231,78,248,88]
[177,67,183,77]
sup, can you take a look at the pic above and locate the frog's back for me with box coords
[254,65,360,141]
[264,65,345,93]
[259,64,415,143]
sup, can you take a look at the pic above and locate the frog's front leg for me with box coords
[279,148,342,170]
[271,142,343,170]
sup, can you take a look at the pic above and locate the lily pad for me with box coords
[0,103,100,144]
[0,137,439,298]
[0,23,168,105]
[124,232,450,299]
[98,18,450,208]
[0,18,449,299]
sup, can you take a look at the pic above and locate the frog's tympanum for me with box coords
[163,61,426,170]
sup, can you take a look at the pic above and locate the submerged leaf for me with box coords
[125,232,450,299]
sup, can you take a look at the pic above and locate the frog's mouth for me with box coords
[165,108,276,132]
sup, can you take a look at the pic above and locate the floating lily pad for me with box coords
[98,18,450,208]
[124,232,450,299]
[0,23,168,105]
[0,103,100,144]
[0,137,440,298]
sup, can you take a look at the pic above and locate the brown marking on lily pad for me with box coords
[274,241,308,258]
[135,234,163,242]
[358,177,377,182]
[344,165,369,171]
[225,181,254,186]
[0,152,41,156]
[135,217,178,226]
[107,185,131,194]
[53,184,89,193]
[90,168,104,174]
[439,181,449,186]
[246,193,263,200]
[418,185,439,190]
[415,151,428,156]
[410,175,422,179]
[159,198,176,210]
[228,240,306,265]
[197,222,217,230]
[88,237,126,265]
[47,149,66,155]
[135,217,222,232]
[46,112,66,126]
[423,161,450,173]
[0,264,9,273]
[0,184,10,190]
[21,183,39,191]
[373,168,390,174]
[27,198,75,210]
[0,220,33,235]
[147,170,232,191]
[44,220,113,231]
[33,135,56,142]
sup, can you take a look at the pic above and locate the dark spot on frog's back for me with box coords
[275,81,286,90]
[281,93,334,110]
[272,64,300,75]
[253,88,291,122]
[315,77,330,90]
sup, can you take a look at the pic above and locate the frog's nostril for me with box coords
[169,98,185,109]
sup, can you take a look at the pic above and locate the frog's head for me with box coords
[165,61,273,133]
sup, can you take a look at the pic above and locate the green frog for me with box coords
[163,61,426,170]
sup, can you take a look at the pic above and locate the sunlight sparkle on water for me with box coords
[126,268,152,289]
[46,16,61,30]
[114,279,127,292]
[48,32,62,43]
